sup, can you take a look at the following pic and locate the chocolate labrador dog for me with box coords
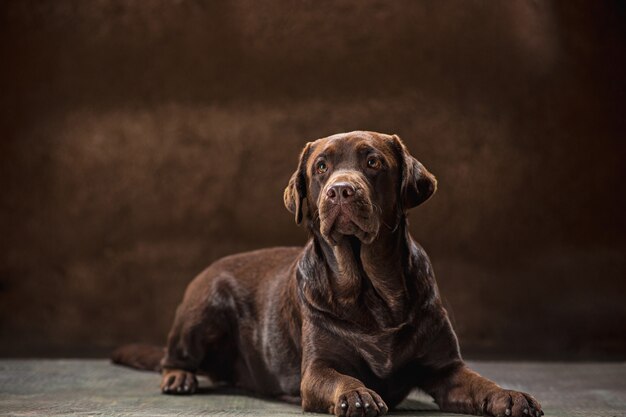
[113,131,543,417]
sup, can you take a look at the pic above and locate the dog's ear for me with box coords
[392,135,437,210]
[284,142,312,224]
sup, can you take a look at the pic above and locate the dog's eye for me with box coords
[367,158,381,170]
[316,161,328,174]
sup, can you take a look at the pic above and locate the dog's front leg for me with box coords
[301,361,388,417]
[415,317,543,416]
[421,363,543,417]
[416,323,543,417]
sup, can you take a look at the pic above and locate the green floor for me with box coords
[0,360,624,417]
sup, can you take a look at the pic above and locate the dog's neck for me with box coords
[310,217,412,321]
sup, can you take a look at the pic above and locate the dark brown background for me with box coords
[1,1,624,359]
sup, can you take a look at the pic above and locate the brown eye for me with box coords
[367,157,381,170]
[316,161,328,174]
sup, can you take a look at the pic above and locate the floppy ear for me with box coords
[283,142,312,224]
[392,135,437,210]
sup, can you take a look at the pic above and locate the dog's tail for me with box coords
[111,343,164,372]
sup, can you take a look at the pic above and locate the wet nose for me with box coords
[326,182,356,204]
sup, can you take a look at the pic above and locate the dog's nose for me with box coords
[326,182,356,204]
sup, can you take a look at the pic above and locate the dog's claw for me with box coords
[334,388,387,416]
[484,390,542,417]
[160,370,197,395]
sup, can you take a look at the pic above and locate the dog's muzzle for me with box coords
[318,172,380,245]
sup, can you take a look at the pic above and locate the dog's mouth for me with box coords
[319,201,380,246]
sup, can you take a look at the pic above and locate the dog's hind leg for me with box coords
[160,274,239,395]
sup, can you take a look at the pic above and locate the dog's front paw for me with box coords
[333,388,388,417]
[484,389,543,417]
[160,369,197,395]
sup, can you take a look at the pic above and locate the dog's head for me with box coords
[284,131,436,245]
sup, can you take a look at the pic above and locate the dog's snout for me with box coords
[326,182,356,204]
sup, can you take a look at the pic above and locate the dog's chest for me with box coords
[349,324,414,379]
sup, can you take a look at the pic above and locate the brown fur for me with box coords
[112,131,543,417]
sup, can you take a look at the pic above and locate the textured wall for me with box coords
[0,1,624,358]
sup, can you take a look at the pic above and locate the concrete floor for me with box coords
[0,360,624,417]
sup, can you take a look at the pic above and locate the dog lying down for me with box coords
[113,131,543,417]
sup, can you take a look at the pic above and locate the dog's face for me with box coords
[284,131,436,245]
